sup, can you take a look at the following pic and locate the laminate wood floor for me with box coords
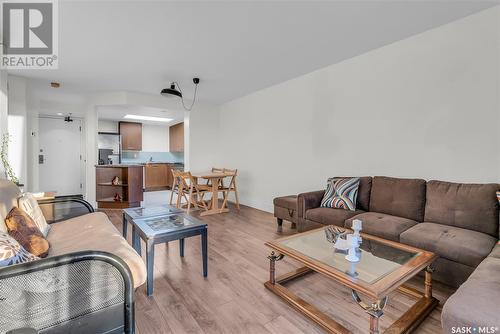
[102,204,455,334]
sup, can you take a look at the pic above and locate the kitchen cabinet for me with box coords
[144,163,170,191]
[169,122,184,152]
[119,121,142,151]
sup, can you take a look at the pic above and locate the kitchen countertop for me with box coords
[95,164,145,168]
[96,162,184,167]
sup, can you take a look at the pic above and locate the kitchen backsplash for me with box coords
[121,151,184,163]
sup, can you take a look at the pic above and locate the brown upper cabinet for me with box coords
[119,121,142,151]
[169,122,184,152]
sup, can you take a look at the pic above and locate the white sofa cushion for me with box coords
[47,212,146,289]
[18,193,51,237]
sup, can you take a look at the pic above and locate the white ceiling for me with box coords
[11,0,498,104]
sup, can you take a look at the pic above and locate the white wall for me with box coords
[7,76,28,187]
[142,124,169,152]
[0,71,8,179]
[187,104,221,172]
[98,119,118,132]
[209,7,500,212]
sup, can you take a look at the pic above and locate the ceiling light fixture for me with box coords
[124,114,173,123]
[161,77,200,111]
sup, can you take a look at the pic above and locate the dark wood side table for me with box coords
[129,212,208,296]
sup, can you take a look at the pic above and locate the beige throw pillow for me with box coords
[18,193,51,237]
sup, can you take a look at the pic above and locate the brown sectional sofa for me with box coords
[298,176,500,332]
[298,176,499,288]
[441,243,500,332]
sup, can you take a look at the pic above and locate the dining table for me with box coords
[191,170,233,216]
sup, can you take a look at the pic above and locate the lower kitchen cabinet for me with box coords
[144,163,170,191]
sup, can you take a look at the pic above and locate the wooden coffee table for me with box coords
[264,227,438,334]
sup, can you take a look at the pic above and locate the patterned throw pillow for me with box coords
[5,207,50,258]
[0,232,39,267]
[321,177,361,211]
[18,193,51,237]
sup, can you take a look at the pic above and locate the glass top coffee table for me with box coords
[122,205,183,238]
[127,210,207,296]
[265,227,437,334]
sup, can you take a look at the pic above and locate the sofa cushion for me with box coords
[0,179,21,233]
[356,177,372,211]
[424,180,500,237]
[305,208,365,227]
[47,212,146,289]
[345,212,418,241]
[0,232,39,266]
[489,243,500,259]
[441,256,500,332]
[321,177,360,211]
[321,176,372,211]
[369,176,426,222]
[18,192,51,237]
[400,222,496,267]
[5,207,50,257]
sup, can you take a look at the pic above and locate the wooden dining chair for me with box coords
[177,171,210,214]
[220,168,240,211]
[169,169,189,208]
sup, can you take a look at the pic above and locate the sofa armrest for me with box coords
[297,190,325,218]
[0,251,135,334]
[488,242,500,259]
[37,197,94,224]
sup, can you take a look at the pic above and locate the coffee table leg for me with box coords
[425,265,433,298]
[146,239,155,296]
[202,228,208,277]
[352,290,387,334]
[179,238,185,257]
[132,225,141,256]
[267,251,285,284]
[122,213,128,239]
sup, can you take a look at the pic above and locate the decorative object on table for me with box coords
[112,176,120,185]
[4,207,50,257]
[325,226,347,245]
[345,234,360,262]
[324,224,362,262]
[345,260,359,278]
[320,177,360,211]
[1,133,19,185]
[351,219,363,247]
[113,193,122,202]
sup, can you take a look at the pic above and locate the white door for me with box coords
[39,117,83,196]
